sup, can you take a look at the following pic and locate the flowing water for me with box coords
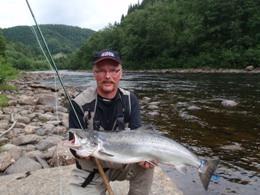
[42,70,260,195]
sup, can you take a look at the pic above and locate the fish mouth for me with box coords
[64,132,81,148]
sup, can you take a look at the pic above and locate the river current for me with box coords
[42,71,260,195]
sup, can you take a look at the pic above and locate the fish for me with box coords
[65,128,219,190]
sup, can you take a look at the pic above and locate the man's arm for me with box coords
[129,92,142,130]
[129,92,156,169]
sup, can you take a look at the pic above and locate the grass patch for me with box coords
[0,94,9,107]
[0,84,17,91]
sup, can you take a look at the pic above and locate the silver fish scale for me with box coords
[95,130,200,166]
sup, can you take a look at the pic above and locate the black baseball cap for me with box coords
[93,49,122,65]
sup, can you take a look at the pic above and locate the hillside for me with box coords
[71,0,260,69]
[2,24,95,70]
[3,24,94,54]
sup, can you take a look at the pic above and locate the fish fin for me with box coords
[99,149,114,157]
[199,159,220,190]
[76,148,94,157]
[146,161,159,166]
[136,125,168,135]
[175,164,187,174]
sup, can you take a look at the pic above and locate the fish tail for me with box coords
[198,158,220,190]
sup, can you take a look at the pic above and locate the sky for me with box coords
[0,0,140,31]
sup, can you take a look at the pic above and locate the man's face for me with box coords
[93,59,122,97]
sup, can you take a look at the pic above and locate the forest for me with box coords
[1,0,260,73]
[71,0,260,69]
[1,24,94,71]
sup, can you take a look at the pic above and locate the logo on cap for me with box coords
[101,51,115,57]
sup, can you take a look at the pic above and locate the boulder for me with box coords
[245,65,254,71]
[0,165,183,195]
[221,100,238,107]
[18,95,37,105]
[36,136,62,151]
[0,121,9,130]
[12,134,42,146]
[48,142,75,166]
[0,152,15,171]
[0,144,22,171]
[24,125,39,134]
[37,94,57,107]
[16,115,31,124]
[53,126,67,134]
[5,156,42,174]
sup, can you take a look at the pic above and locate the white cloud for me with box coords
[0,0,140,30]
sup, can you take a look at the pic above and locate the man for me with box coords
[69,49,154,195]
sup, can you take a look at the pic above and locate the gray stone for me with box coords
[0,121,9,129]
[37,113,55,122]
[37,94,56,107]
[48,142,75,166]
[18,95,37,105]
[142,96,151,102]
[0,152,14,171]
[57,106,67,113]
[0,143,18,152]
[0,145,22,171]
[59,112,69,128]
[16,115,31,124]
[15,122,26,128]
[147,104,159,110]
[221,99,238,107]
[19,144,36,152]
[12,134,41,145]
[5,156,42,174]
[36,136,62,151]
[25,150,45,159]
[53,126,67,134]
[147,111,160,116]
[149,101,160,105]
[220,142,243,151]
[42,123,55,133]
[0,165,183,195]
[245,65,254,71]
[46,120,62,126]
[24,125,39,134]
[0,114,10,120]
[36,127,48,136]
[8,100,17,106]
[187,105,201,111]
[0,137,9,145]
[35,155,50,168]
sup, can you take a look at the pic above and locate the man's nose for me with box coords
[105,71,112,78]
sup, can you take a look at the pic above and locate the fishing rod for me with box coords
[25,1,114,194]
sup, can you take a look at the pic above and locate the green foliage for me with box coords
[0,30,6,58]
[0,61,18,84]
[0,94,8,107]
[70,0,260,69]
[3,25,95,70]
[3,25,95,55]
[0,84,17,91]
[0,31,19,83]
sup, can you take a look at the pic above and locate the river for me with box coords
[41,70,260,195]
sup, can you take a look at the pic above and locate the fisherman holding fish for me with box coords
[68,49,154,195]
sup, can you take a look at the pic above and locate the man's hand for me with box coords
[138,161,157,169]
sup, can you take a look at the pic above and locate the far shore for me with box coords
[27,67,260,74]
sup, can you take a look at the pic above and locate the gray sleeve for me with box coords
[129,92,142,129]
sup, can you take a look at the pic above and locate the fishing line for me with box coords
[25,0,84,130]
[30,23,63,195]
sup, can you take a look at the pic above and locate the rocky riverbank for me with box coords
[0,72,77,175]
